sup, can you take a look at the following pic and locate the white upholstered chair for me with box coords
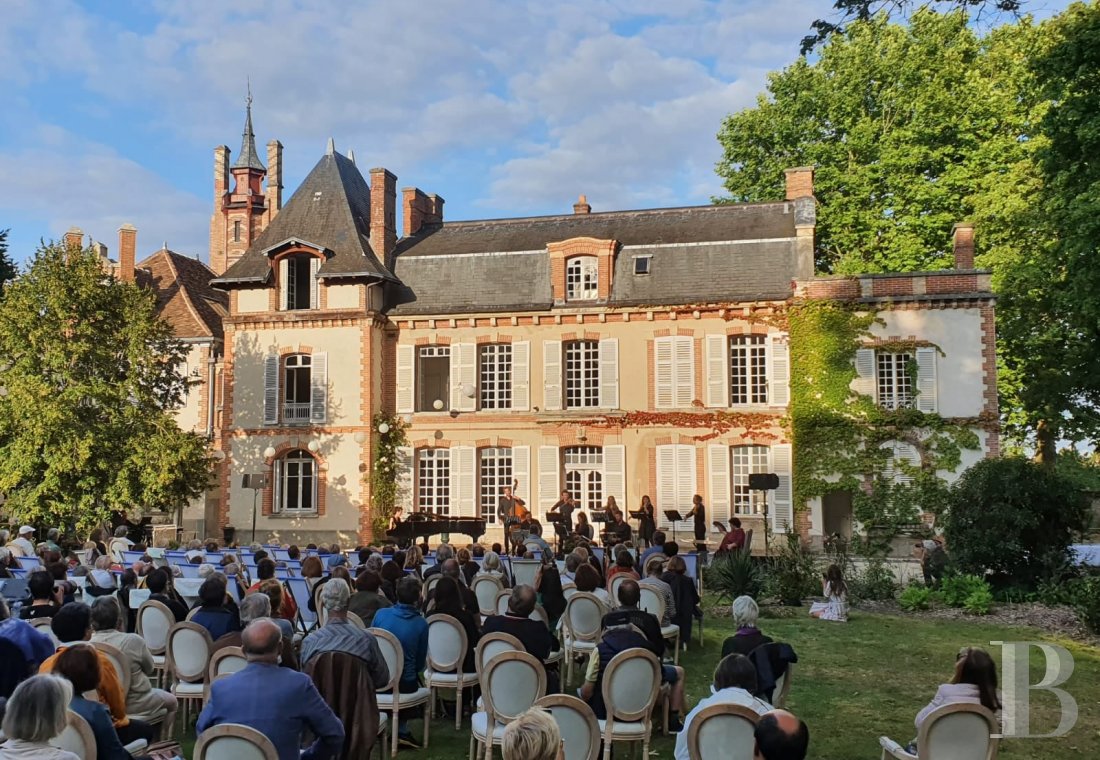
[166,621,213,724]
[469,651,547,760]
[685,703,760,760]
[880,703,1000,760]
[424,614,479,730]
[536,694,601,760]
[638,585,680,664]
[369,626,432,756]
[562,592,606,685]
[471,575,504,618]
[194,723,279,760]
[598,648,662,760]
[136,599,173,686]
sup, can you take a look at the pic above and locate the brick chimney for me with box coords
[64,227,84,250]
[402,188,445,238]
[264,139,283,225]
[952,223,975,269]
[118,223,137,282]
[573,194,591,215]
[428,194,444,223]
[370,167,397,269]
[784,166,815,200]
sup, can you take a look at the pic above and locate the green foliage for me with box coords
[941,574,993,607]
[899,584,932,611]
[0,242,211,531]
[944,457,1090,587]
[770,533,820,605]
[1073,577,1100,634]
[704,550,764,600]
[963,585,995,615]
[369,412,409,539]
[0,229,16,290]
[849,558,898,601]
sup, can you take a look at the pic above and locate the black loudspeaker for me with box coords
[242,473,270,489]
[748,473,780,491]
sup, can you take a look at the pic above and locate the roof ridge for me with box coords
[159,250,214,337]
[424,200,788,230]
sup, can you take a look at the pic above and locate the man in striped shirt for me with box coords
[299,578,390,689]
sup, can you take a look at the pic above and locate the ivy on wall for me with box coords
[369,412,408,539]
[788,300,981,549]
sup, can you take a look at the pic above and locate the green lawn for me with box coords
[181,605,1100,759]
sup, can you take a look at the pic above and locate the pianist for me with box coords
[388,508,404,534]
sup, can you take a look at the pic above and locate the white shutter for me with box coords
[708,444,731,524]
[656,445,678,528]
[915,347,938,413]
[677,445,697,513]
[599,338,619,409]
[769,334,790,407]
[396,344,415,414]
[853,348,876,399]
[395,446,414,509]
[705,334,728,408]
[279,259,289,311]
[543,341,562,411]
[890,441,921,485]
[272,458,283,514]
[263,354,279,425]
[512,446,530,510]
[451,445,476,517]
[309,257,320,309]
[310,352,328,423]
[674,336,695,407]
[512,341,530,411]
[603,445,625,507]
[538,446,560,519]
[451,343,477,412]
[654,338,674,409]
[771,444,793,533]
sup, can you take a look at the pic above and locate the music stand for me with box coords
[663,510,685,543]
[546,512,568,555]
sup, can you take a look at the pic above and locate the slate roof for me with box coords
[212,151,396,287]
[231,104,265,171]
[136,249,228,339]
[388,201,801,315]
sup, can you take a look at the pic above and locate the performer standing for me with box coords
[551,489,575,534]
[637,495,656,548]
[688,494,707,546]
[498,482,528,554]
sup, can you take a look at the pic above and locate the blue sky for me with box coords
[0,0,1071,265]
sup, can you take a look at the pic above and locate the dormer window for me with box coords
[566,257,598,301]
[279,253,319,311]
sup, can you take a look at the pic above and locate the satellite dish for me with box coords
[461,383,476,399]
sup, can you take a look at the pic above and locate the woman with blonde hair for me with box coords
[477,550,511,587]
[0,675,81,760]
[501,706,564,760]
[404,544,424,578]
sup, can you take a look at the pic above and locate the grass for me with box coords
[180,603,1100,759]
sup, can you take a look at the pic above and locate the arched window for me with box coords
[274,449,317,514]
[566,257,598,300]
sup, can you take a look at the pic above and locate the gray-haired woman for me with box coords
[721,595,773,658]
[0,675,81,760]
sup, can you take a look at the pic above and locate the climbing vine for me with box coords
[369,412,408,540]
[579,405,782,442]
[788,300,981,552]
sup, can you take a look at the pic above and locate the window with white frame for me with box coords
[732,445,770,515]
[274,450,317,514]
[479,447,512,524]
[877,352,914,410]
[479,344,512,410]
[283,254,315,310]
[565,340,600,408]
[283,354,312,424]
[416,448,450,515]
[566,257,598,300]
[417,346,450,412]
[730,335,768,405]
[564,446,603,514]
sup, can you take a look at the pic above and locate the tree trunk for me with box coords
[1035,419,1057,469]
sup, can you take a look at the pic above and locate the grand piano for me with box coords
[386,512,487,545]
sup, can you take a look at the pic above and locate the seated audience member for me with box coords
[116,569,142,632]
[438,559,480,616]
[661,555,700,647]
[189,576,241,641]
[0,597,55,677]
[808,564,849,622]
[84,557,118,599]
[603,579,685,725]
[663,541,680,558]
[754,709,809,760]
[501,706,564,760]
[0,675,82,760]
[300,555,324,588]
[477,551,511,587]
[561,553,581,583]
[287,545,301,561]
[299,579,389,690]
[606,546,640,587]
[372,576,429,749]
[349,571,392,626]
[11,526,37,558]
[675,654,772,759]
[722,595,774,658]
[204,540,219,555]
[197,619,344,760]
[257,579,296,641]
[144,569,187,622]
[52,646,153,760]
[535,553,566,629]
[639,556,676,626]
[423,544,453,581]
[18,571,62,620]
[482,585,560,693]
[525,523,553,556]
[379,554,404,602]
[248,559,298,622]
[573,563,611,607]
[213,593,298,670]
[717,517,747,555]
[196,563,216,580]
[44,561,76,606]
[403,545,424,579]
[88,596,177,729]
[425,576,480,672]
[915,647,1002,731]
[639,531,666,569]
[457,548,479,587]
[0,547,14,579]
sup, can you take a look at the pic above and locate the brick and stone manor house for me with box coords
[190,108,997,548]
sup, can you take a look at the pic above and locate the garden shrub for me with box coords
[849,558,897,601]
[944,457,1090,589]
[941,574,990,608]
[963,586,994,615]
[899,585,932,611]
[704,550,764,600]
[771,533,819,605]
[1075,577,1100,634]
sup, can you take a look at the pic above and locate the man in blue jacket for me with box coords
[372,575,428,749]
[197,618,344,760]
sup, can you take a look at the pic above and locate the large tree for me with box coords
[0,241,212,531]
[0,229,16,289]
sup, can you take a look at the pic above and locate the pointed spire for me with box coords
[347,149,356,165]
[232,83,266,171]
[326,137,335,156]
